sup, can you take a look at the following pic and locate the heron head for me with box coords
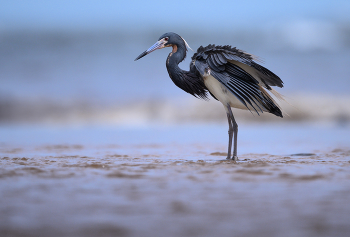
[134,32,190,61]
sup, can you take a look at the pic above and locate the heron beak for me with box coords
[134,40,166,61]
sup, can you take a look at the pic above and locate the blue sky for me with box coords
[1,0,349,31]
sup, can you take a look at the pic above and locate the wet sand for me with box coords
[1,124,350,237]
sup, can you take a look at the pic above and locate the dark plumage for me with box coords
[135,32,284,160]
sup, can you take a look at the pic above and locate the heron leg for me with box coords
[226,104,238,161]
[226,112,233,160]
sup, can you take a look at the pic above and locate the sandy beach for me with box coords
[1,124,349,237]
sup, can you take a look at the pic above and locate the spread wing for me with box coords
[191,44,283,116]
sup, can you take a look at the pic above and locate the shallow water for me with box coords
[1,124,350,237]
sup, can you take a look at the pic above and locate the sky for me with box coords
[0,0,349,31]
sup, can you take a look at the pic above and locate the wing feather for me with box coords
[216,53,227,64]
[209,70,247,107]
[210,70,262,114]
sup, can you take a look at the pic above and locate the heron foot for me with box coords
[226,156,238,161]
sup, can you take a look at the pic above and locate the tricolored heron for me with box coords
[135,32,284,161]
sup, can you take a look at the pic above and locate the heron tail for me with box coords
[259,86,283,118]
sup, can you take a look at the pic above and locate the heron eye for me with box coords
[164,37,169,41]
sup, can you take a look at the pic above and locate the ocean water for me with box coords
[1,31,350,101]
[0,30,350,126]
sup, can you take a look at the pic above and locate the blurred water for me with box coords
[0,29,349,124]
[1,30,350,102]
[1,123,349,155]
[1,1,350,125]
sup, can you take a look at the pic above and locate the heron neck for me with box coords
[166,44,187,79]
[164,43,208,99]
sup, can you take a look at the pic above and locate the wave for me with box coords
[1,94,349,126]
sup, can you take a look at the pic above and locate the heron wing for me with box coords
[192,45,283,116]
[192,44,283,89]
